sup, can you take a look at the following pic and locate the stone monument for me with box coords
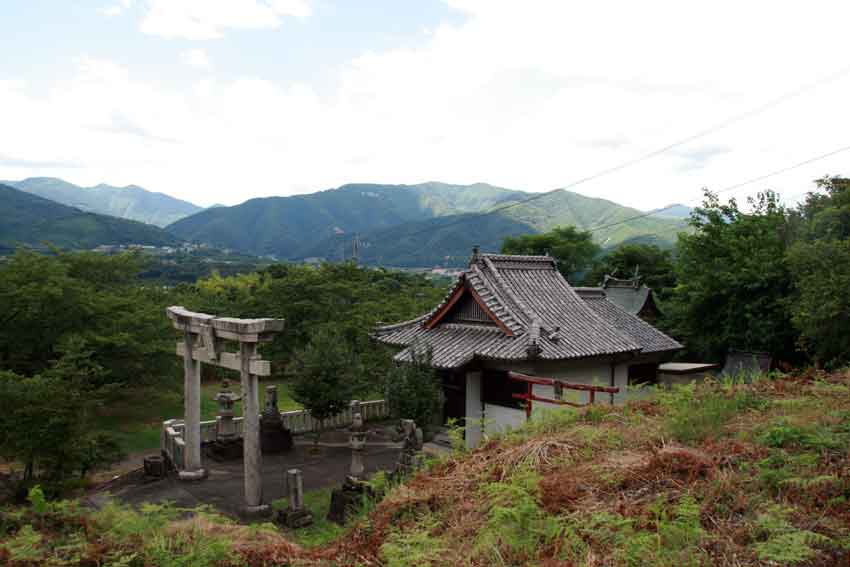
[349,400,367,478]
[278,468,313,528]
[327,400,373,525]
[206,379,244,461]
[260,385,293,454]
[393,419,424,479]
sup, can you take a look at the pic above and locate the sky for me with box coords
[1,1,849,209]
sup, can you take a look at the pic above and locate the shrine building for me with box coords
[373,249,681,448]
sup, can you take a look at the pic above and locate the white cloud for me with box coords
[100,0,132,17]
[4,1,850,211]
[180,48,211,69]
[140,0,311,40]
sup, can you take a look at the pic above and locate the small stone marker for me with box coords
[349,400,367,479]
[280,468,313,528]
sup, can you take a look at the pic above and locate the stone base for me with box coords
[241,504,271,519]
[327,477,373,525]
[261,423,294,455]
[279,508,314,529]
[178,468,206,481]
[205,438,244,461]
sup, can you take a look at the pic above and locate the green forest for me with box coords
[1,178,849,566]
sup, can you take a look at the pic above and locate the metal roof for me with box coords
[375,253,682,369]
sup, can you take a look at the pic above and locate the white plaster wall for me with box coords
[484,403,527,435]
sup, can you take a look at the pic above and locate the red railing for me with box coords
[508,371,620,418]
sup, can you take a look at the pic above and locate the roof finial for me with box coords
[470,245,480,266]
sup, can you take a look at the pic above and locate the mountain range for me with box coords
[2,177,203,227]
[167,182,689,266]
[0,184,178,253]
[0,177,690,265]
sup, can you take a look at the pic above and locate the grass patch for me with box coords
[94,379,302,454]
[271,486,345,547]
[661,381,765,444]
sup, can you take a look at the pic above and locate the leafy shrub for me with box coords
[479,469,561,559]
[380,514,446,567]
[758,419,847,453]
[662,383,764,443]
[752,505,831,563]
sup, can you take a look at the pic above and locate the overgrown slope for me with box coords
[3,370,847,566]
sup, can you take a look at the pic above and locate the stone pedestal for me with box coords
[327,476,372,525]
[260,385,294,454]
[207,379,244,461]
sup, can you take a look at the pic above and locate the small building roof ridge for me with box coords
[481,256,536,328]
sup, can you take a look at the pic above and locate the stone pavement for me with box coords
[96,443,401,520]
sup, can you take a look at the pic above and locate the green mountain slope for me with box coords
[167,182,526,257]
[0,184,178,252]
[305,212,538,266]
[167,182,686,263]
[2,177,202,227]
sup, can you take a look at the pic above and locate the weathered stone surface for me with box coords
[261,385,294,454]
[327,476,372,525]
[277,469,313,528]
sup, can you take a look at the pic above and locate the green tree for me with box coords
[584,243,676,296]
[501,226,599,282]
[666,190,796,362]
[786,177,850,366]
[290,328,357,444]
[0,346,123,496]
[0,250,175,385]
[384,346,443,433]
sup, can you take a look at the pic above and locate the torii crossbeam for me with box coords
[166,306,284,516]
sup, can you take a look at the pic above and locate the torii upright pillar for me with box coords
[167,306,284,516]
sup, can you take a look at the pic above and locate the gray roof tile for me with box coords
[374,253,680,368]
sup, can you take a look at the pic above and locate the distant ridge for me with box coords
[649,203,693,220]
[0,184,178,251]
[2,177,203,227]
[167,182,686,266]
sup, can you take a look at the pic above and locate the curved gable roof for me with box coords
[374,253,648,368]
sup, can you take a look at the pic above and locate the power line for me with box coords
[584,144,850,235]
[611,187,825,244]
[351,64,850,244]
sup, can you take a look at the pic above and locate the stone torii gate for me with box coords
[166,306,284,516]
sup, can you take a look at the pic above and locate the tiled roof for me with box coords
[574,288,682,354]
[600,275,654,315]
[374,253,674,369]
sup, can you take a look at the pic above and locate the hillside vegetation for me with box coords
[166,182,685,264]
[0,184,178,252]
[2,370,848,566]
[2,177,202,227]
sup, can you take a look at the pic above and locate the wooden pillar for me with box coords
[240,341,266,514]
[465,370,482,449]
[179,331,205,480]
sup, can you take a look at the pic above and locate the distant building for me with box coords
[374,250,681,448]
[582,275,662,323]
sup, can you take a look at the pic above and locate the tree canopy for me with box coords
[501,226,599,282]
